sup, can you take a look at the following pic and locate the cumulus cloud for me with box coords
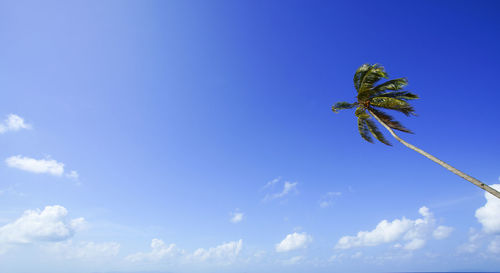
[230,212,244,223]
[335,206,451,251]
[276,232,312,252]
[0,205,86,244]
[191,239,243,262]
[458,187,500,256]
[126,238,182,262]
[6,156,65,176]
[319,191,342,208]
[49,240,120,260]
[0,114,31,134]
[475,184,500,234]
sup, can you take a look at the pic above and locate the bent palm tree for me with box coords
[332,64,500,199]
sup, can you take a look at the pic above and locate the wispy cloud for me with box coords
[66,170,79,180]
[282,255,304,265]
[5,155,78,180]
[319,191,342,208]
[263,178,298,201]
[458,228,500,256]
[125,238,182,262]
[47,240,120,260]
[126,239,243,265]
[0,114,31,134]
[262,177,281,190]
[230,211,244,223]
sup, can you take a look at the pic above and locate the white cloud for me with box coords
[276,232,312,252]
[319,191,342,208]
[49,240,120,260]
[433,225,454,240]
[126,238,182,262]
[0,114,31,134]
[262,177,299,202]
[475,184,500,234]
[262,177,281,190]
[127,239,243,265]
[458,228,500,257]
[66,170,79,179]
[6,155,64,176]
[230,212,244,223]
[403,238,426,250]
[488,236,500,254]
[279,182,298,197]
[458,228,482,254]
[264,181,298,201]
[0,205,86,244]
[351,251,363,258]
[335,206,451,251]
[336,218,413,249]
[5,155,79,179]
[282,255,304,265]
[191,239,243,262]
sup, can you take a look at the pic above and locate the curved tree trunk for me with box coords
[368,110,500,200]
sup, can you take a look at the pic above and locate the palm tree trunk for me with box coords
[368,110,500,200]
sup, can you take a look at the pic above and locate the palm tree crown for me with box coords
[331,64,500,199]
[332,64,418,145]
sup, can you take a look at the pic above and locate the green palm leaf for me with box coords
[357,117,373,143]
[370,97,415,116]
[354,106,370,119]
[368,108,413,133]
[365,118,391,146]
[375,91,419,101]
[357,64,388,101]
[332,102,357,113]
[372,78,408,93]
[353,64,371,91]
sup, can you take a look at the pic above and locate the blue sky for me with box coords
[1,1,500,272]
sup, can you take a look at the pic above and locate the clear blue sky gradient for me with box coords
[1,1,500,272]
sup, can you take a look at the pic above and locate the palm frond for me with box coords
[357,117,373,143]
[357,64,388,101]
[365,118,391,146]
[374,91,419,101]
[372,78,408,93]
[353,64,371,91]
[370,97,415,116]
[332,101,357,113]
[369,108,413,133]
[354,106,370,119]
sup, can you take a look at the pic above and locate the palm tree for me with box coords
[332,64,500,199]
